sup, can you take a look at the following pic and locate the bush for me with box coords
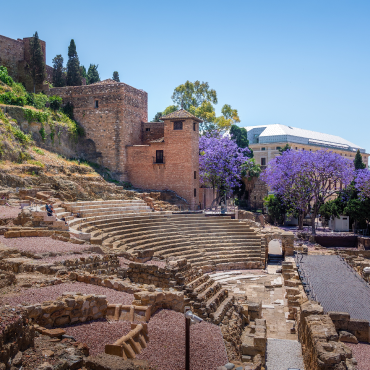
[26,93,48,110]
[13,128,31,144]
[0,91,27,106]
[0,66,14,86]
[49,95,62,111]
[23,108,49,123]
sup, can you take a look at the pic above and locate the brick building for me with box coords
[0,34,53,91]
[127,109,201,210]
[49,81,201,209]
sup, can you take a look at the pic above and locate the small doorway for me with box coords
[268,239,283,264]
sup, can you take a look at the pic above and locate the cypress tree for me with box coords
[86,64,100,85]
[80,65,87,82]
[52,54,65,87]
[29,31,45,93]
[66,39,82,86]
[112,71,120,82]
[354,149,366,170]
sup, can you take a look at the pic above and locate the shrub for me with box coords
[49,95,62,111]
[62,102,74,119]
[23,108,49,123]
[27,93,48,110]
[39,125,46,141]
[0,66,14,86]
[0,91,27,106]
[13,128,31,144]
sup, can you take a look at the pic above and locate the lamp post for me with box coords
[184,306,203,370]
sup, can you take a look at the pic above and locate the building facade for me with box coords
[243,124,369,208]
[49,81,200,208]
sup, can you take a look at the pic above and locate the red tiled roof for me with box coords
[160,109,202,122]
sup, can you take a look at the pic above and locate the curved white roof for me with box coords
[243,124,364,152]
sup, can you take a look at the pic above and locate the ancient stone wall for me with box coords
[49,81,148,180]
[25,293,108,327]
[0,35,24,79]
[0,34,52,92]
[0,306,35,366]
[1,105,102,162]
[298,301,357,370]
[126,117,199,208]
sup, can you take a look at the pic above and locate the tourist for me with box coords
[45,204,53,217]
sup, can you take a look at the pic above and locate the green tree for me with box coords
[29,32,45,93]
[152,112,163,122]
[162,105,178,116]
[163,80,240,132]
[80,65,87,81]
[52,54,65,87]
[230,125,253,158]
[112,71,120,82]
[354,149,366,170]
[66,39,82,86]
[264,194,287,225]
[279,143,291,154]
[86,64,100,85]
[320,185,370,229]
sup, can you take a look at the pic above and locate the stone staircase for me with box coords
[73,212,263,271]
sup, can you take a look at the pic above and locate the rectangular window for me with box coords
[193,122,197,131]
[174,121,183,130]
[276,146,281,150]
[261,158,266,166]
[194,171,196,179]
[156,150,164,164]
[146,127,150,132]
[95,100,99,108]
[194,188,197,197]
[261,147,266,151]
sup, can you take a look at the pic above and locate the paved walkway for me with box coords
[265,339,304,370]
[299,255,370,322]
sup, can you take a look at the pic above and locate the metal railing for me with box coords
[153,156,165,164]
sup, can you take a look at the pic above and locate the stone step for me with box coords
[205,288,228,313]
[186,274,210,291]
[197,281,221,302]
[193,276,214,295]
[209,296,235,325]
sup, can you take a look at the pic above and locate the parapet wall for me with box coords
[25,293,108,328]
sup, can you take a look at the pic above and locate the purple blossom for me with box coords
[261,149,355,234]
[354,169,370,200]
[199,132,251,195]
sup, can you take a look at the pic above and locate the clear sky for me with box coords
[2,0,369,151]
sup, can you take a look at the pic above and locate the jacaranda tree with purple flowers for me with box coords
[354,169,370,199]
[261,149,354,234]
[199,132,252,205]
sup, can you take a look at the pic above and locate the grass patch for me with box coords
[33,147,44,155]
[27,160,44,167]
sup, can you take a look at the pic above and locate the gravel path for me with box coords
[265,338,304,370]
[137,309,228,370]
[0,206,20,219]
[64,319,131,355]
[0,235,89,254]
[0,282,134,306]
[299,255,370,322]
[346,343,370,370]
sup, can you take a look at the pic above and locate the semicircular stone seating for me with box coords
[63,200,264,271]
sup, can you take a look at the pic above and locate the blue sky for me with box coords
[2,0,369,150]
